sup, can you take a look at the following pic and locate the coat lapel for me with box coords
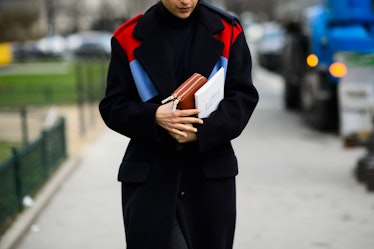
[190,5,225,78]
[189,22,223,78]
[134,28,177,99]
[132,3,226,100]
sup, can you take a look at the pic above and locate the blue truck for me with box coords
[274,0,374,131]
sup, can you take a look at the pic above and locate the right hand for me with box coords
[155,102,204,142]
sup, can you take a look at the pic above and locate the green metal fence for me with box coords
[0,117,67,235]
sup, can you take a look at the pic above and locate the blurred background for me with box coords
[1,0,374,248]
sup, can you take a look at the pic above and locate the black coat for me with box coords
[99,2,259,249]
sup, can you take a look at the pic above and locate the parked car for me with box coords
[35,35,67,58]
[12,41,41,61]
[256,23,285,72]
[66,31,111,58]
[12,35,67,61]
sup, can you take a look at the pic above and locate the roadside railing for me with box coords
[0,117,67,235]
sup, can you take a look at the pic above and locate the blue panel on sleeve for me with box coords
[130,60,159,102]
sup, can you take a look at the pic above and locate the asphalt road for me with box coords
[235,67,374,249]
[11,66,374,249]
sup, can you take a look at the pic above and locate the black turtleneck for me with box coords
[157,3,197,85]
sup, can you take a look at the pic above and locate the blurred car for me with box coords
[12,41,41,61]
[256,23,285,72]
[12,35,67,61]
[66,31,112,58]
[35,35,67,58]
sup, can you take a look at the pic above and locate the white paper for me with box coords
[195,67,225,118]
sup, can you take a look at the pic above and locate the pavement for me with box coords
[0,104,127,249]
[6,128,127,249]
[1,69,374,249]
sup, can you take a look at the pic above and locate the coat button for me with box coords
[179,191,185,199]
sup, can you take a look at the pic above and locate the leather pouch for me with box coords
[162,73,207,111]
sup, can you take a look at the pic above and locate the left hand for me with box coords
[170,123,198,143]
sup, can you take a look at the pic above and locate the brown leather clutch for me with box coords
[162,73,207,111]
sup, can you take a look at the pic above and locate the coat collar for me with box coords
[132,2,225,100]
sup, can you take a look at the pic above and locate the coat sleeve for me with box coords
[98,37,164,143]
[196,32,259,153]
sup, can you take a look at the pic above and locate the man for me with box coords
[99,0,259,248]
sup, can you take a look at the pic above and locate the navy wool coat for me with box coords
[99,2,259,249]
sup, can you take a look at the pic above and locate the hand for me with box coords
[171,124,198,143]
[156,102,204,143]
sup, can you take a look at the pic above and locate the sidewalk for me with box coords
[12,128,128,249]
[0,104,128,249]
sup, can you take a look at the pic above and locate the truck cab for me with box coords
[275,0,374,131]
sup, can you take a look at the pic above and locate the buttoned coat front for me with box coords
[99,2,259,249]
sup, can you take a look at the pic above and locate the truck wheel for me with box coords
[285,81,300,109]
[282,34,306,110]
[301,71,338,130]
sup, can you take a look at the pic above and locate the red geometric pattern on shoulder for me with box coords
[113,14,143,62]
[214,18,243,59]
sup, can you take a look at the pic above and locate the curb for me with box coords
[0,156,81,249]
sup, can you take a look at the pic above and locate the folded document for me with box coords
[195,67,225,118]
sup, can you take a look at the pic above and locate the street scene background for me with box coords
[1,0,374,249]
[9,62,374,249]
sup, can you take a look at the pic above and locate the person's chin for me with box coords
[175,8,192,18]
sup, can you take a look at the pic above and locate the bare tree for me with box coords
[52,0,128,33]
[126,0,157,17]
[0,0,48,42]
[224,0,275,19]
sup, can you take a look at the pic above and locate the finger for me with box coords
[179,117,204,125]
[176,108,201,117]
[176,131,197,143]
[170,129,188,138]
[173,123,198,133]
[180,123,198,132]
[171,115,203,124]
[175,134,188,143]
